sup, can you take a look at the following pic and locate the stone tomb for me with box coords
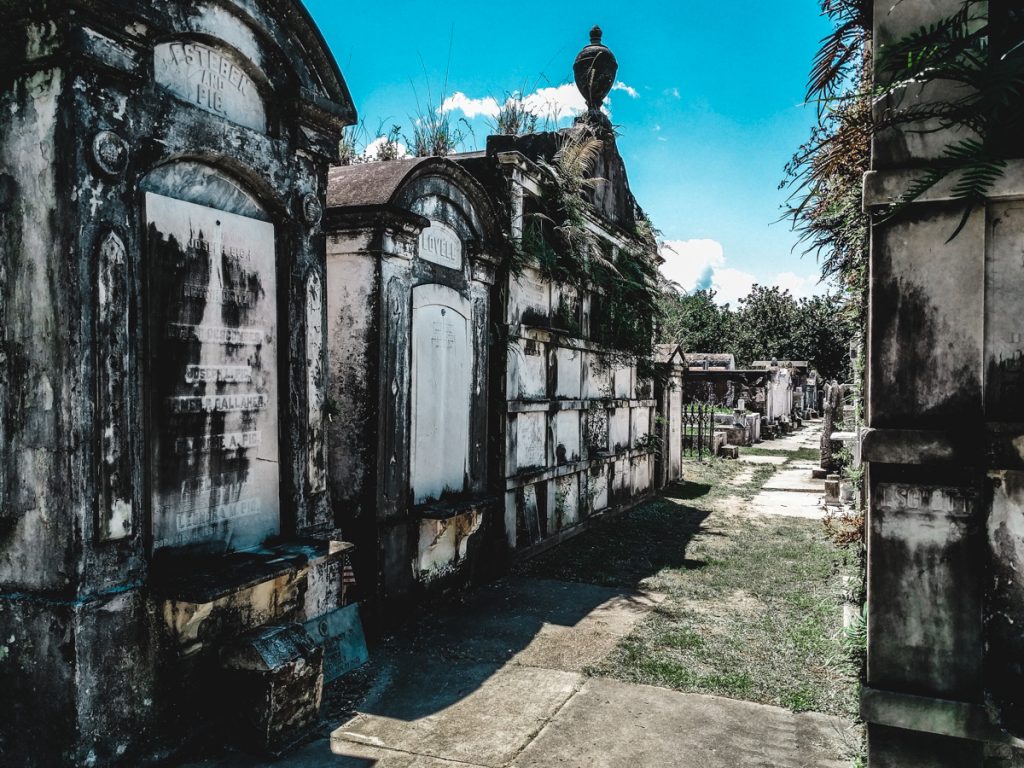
[410,284,472,505]
[325,157,501,609]
[0,1,355,764]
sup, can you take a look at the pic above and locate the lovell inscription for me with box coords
[146,192,279,552]
[417,220,463,270]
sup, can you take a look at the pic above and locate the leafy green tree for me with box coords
[733,285,801,366]
[657,285,854,381]
[792,294,855,380]
[657,289,736,354]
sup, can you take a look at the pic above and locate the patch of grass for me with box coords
[742,446,820,462]
[523,453,859,719]
[598,496,857,716]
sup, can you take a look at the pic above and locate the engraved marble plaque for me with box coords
[146,192,279,551]
[410,284,472,504]
[154,41,266,132]
[417,220,463,270]
[985,203,1024,419]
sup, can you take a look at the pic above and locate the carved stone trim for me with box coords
[301,192,323,227]
[96,231,132,540]
[306,269,326,493]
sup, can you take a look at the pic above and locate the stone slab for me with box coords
[331,664,581,767]
[508,591,665,671]
[763,469,825,493]
[750,490,826,519]
[511,677,850,768]
[179,738,487,768]
[736,454,788,465]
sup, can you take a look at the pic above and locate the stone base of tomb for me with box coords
[147,536,358,757]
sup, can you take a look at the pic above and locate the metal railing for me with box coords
[681,401,714,461]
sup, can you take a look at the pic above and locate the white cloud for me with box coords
[659,238,726,292]
[363,135,410,161]
[712,268,758,305]
[653,124,662,132]
[664,87,681,99]
[520,83,589,121]
[440,92,500,119]
[441,83,615,126]
[612,81,639,98]
[773,271,826,299]
[659,240,825,306]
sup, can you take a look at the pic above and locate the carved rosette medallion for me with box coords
[301,192,323,227]
[92,131,129,178]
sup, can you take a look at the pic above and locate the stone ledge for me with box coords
[861,427,978,466]
[863,159,1024,209]
[506,450,656,490]
[150,537,354,604]
[861,686,1024,750]
[507,398,657,413]
[414,495,500,521]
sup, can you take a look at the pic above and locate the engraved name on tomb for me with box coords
[154,41,267,132]
[417,220,463,270]
[145,192,279,551]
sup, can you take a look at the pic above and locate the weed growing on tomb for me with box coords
[489,90,540,136]
[525,127,663,364]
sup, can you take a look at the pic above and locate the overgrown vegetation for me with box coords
[522,126,663,362]
[873,1,1024,234]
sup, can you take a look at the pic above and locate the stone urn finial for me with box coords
[573,25,618,112]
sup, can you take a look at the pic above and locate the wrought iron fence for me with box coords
[681,401,714,460]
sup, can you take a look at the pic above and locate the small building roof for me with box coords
[654,343,684,365]
[685,352,735,370]
[326,157,436,209]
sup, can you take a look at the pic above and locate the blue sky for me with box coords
[304,0,836,304]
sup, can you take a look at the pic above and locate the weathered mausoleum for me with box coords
[324,157,502,610]
[0,0,354,763]
[323,27,662,612]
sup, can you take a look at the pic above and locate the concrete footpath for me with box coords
[185,420,850,768]
[187,576,849,768]
[747,421,829,520]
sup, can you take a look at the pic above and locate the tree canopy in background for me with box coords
[658,286,855,381]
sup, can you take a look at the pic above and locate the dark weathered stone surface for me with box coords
[863,2,1024,764]
[324,158,502,619]
[0,0,353,764]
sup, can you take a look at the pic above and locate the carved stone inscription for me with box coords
[985,203,1024,418]
[154,41,266,132]
[417,220,463,270]
[146,192,278,551]
[410,284,472,504]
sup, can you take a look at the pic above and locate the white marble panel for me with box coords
[609,407,630,452]
[146,192,278,552]
[553,409,581,464]
[410,284,472,504]
[515,411,547,472]
[555,346,582,399]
